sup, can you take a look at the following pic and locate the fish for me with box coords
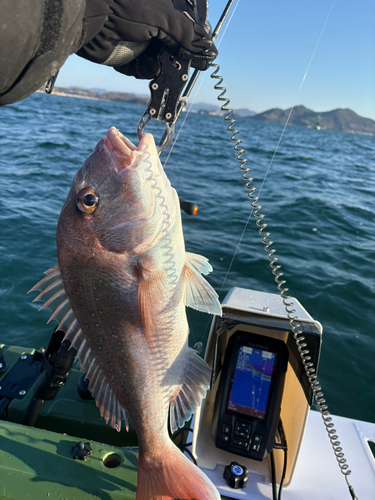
[29,127,222,500]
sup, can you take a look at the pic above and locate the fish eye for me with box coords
[76,187,99,214]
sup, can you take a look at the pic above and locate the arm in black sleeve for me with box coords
[78,0,217,78]
[0,0,86,106]
[0,0,217,107]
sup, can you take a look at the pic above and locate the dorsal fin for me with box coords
[169,348,212,433]
[29,266,130,432]
[184,252,222,316]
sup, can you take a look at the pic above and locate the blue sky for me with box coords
[58,0,375,119]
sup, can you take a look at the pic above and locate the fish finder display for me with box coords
[226,346,276,420]
[212,331,288,460]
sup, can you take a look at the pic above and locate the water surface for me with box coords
[1,93,374,424]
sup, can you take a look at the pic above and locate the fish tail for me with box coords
[136,443,220,500]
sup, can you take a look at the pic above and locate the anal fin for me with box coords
[76,344,130,433]
[169,348,211,433]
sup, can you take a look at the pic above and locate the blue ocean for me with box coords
[0,92,374,424]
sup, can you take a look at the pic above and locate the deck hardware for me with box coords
[223,462,249,489]
[20,329,76,426]
[103,452,122,468]
[71,442,92,461]
[0,352,43,400]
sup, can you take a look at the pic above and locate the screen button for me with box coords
[235,421,251,438]
[235,430,248,439]
[250,442,260,452]
[233,438,249,448]
[222,434,230,444]
[223,424,232,435]
[253,434,263,444]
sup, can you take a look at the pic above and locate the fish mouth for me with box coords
[104,127,150,173]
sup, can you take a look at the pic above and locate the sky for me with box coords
[57,0,375,120]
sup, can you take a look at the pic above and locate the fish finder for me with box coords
[211,331,288,461]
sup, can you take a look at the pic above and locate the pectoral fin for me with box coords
[184,252,222,315]
[137,259,168,346]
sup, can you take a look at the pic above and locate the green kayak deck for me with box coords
[0,344,140,500]
[0,419,138,500]
[3,344,137,448]
[0,344,230,500]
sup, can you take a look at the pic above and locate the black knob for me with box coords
[223,462,249,489]
[71,442,92,461]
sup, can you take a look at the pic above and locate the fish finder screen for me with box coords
[226,345,277,420]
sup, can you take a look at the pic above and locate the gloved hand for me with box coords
[77,0,217,79]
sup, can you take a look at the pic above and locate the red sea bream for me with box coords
[29,127,222,500]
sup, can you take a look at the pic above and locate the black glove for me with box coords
[77,0,217,79]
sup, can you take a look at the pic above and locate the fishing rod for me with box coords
[175,0,237,115]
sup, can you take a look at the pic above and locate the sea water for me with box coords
[0,93,374,424]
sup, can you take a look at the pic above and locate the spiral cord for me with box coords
[210,63,358,498]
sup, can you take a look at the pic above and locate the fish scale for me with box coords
[29,127,222,500]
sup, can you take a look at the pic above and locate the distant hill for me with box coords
[233,108,256,117]
[252,105,375,135]
[190,103,255,117]
[47,88,256,118]
[190,102,219,112]
[46,88,372,134]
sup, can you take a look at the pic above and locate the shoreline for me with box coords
[36,89,104,101]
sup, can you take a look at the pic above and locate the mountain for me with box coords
[189,103,256,117]
[45,87,373,135]
[233,108,256,117]
[45,87,257,119]
[252,105,375,135]
[190,102,219,112]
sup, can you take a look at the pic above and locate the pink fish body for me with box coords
[30,127,221,500]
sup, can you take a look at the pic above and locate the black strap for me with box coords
[36,0,64,57]
[0,0,85,105]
